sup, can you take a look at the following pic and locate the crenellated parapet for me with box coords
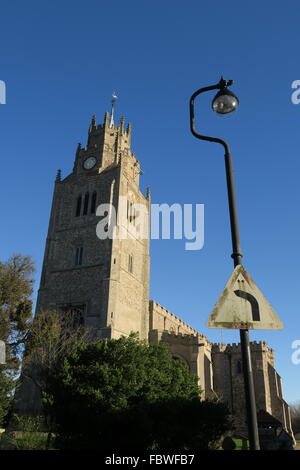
[149,300,201,337]
[212,340,274,355]
[160,330,209,345]
[67,113,137,181]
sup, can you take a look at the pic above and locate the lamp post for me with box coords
[189,77,260,450]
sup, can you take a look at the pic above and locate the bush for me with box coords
[6,415,49,450]
[44,336,231,449]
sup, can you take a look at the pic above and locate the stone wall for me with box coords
[149,300,198,336]
[211,341,293,436]
[148,301,214,398]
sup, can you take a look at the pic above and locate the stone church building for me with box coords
[20,110,293,438]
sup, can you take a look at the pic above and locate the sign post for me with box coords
[190,78,283,450]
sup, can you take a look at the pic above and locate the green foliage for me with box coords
[0,254,35,426]
[0,255,35,356]
[47,334,200,409]
[44,335,231,450]
[6,415,49,450]
[0,368,14,426]
[140,397,231,451]
[232,439,249,450]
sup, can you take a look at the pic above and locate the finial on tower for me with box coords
[55,169,61,182]
[89,114,97,134]
[119,115,124,133]
[109,92,118,128]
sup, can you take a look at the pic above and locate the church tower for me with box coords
[36,110,150,340]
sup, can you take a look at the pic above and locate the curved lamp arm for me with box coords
[189,77,243,265]
[189,77,232,155]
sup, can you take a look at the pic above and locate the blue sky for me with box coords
[0,0,299,404]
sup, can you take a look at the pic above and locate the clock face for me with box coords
[83,156,96,170]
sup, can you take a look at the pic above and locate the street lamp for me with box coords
[212,81,239,115]
[189,77,260,450]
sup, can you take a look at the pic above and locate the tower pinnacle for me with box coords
[109,92,118,128]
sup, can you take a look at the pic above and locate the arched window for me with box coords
[128,254,133,273]
[75,195,82,217]
[83,192,89,215]
[75,247,83,266]
[90,191,97,214]
[59,304,85,327]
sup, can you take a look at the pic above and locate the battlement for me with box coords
[68,112,138,180]
[85,112,132,136]
[149,300,202,337]
[161,330,200,344]
[102,112,131,136]
[76,113,132,151]
[212,341,274,355]
[149,329,212,352]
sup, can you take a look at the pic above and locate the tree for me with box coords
[44,335,231,450]
[18,309,91,448]
[0,254,35,426]
[22,309,91,394]
[0,254,34,357]
[0,368,14,426]
[290,402,300,435]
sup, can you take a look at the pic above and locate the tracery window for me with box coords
[90,191,97,214]
[75,195,82,217]
[83,192,89,215]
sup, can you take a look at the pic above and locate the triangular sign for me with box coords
[206,265,283,330]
